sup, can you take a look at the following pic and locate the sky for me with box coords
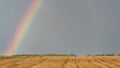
[0,0,120,55]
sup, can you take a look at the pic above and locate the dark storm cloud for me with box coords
[0,0,120,55]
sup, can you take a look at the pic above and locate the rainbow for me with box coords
[5,0,44,56]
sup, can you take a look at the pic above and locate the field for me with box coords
[0,55,120,68]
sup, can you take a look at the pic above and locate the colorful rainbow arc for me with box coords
[5,0,44,56]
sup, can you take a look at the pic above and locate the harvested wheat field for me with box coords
[0,55,120,68]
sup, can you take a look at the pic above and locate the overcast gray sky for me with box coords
[0,0,120,55]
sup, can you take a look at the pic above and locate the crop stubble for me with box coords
[0,56,120,68]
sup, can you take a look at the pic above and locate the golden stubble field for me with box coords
[0,55,120,68]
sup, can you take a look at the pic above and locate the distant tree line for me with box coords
[86,53,120,56]
[12,53,77,56]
